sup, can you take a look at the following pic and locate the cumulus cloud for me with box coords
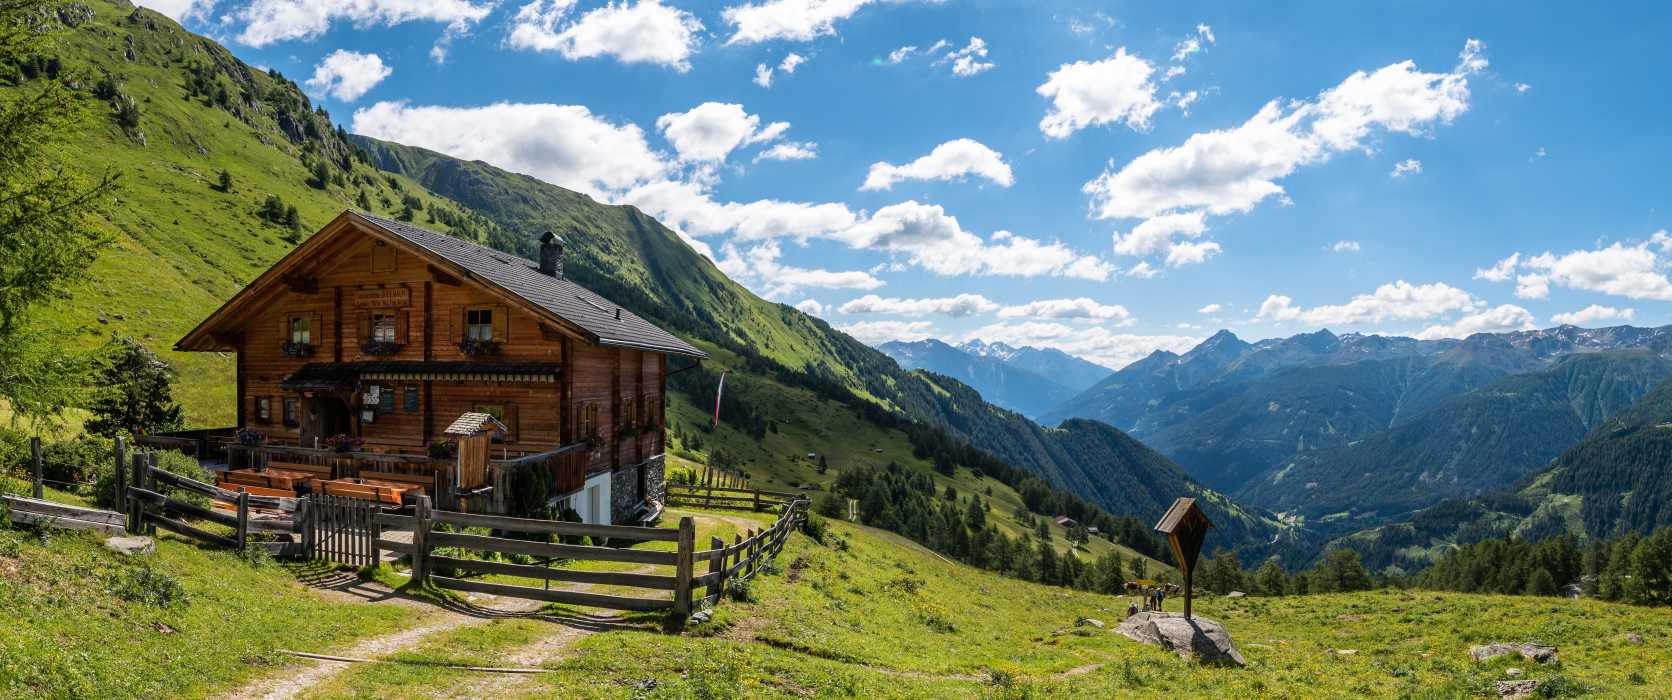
[352,101,669,198]
[838,202,1113,280]
[838,293,999,317]
[1198,303,1222,314]
[1111,211,1207,257]
[1171,23,1215,62]
[753,142,818,162]
[654,102,790,163]
[1082,39,1486,261]
[232,0,493,47]
[305,50,392,102]
[754,51,807,87]
[1037,47,1162,138]
[962,322,1197,370]
[1551,304,1634,326]
[1256,281,1481,327]
[716,241,883,298]
[624,180,856,241]
[722,0,877,45]
[887,45,918,63]
[1475,236,1672,302]
[862,139,1013,191]
[131,0,211,22]
[997,298,1134,324]
[1415,304,1536,340]
[794,298,826,316]
[1390,158,1423,178]
[838,320,935,344]
[936,37,995,77]
[506,0,703,71]
[1165,240,1222,266]
[1515,82,1532,93]
[1332,240,1361,253]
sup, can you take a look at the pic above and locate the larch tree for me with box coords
[0,0,119,426]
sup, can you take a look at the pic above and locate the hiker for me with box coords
[1126,601,1139,618]
[1155,587,1166,611]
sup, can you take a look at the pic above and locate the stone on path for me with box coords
[1469,642,1559,665]
[1494,679,1539,699]
[105,535,155,556]
[1115,612,1245,666]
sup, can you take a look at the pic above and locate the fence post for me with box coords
[297,497,313,560]
[673,516,695,616]
[113,437,126,514]
[30,437,42,499]
[707,535,725,605]
[236,490,250,550]
[753,489,761,512]
[370,505,383,567]
[411,494,432,585]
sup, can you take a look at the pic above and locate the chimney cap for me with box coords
[540,230,564,245]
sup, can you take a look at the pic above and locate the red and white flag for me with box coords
[712,371,728,429]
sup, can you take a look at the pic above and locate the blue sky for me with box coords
[146,0,1672,369]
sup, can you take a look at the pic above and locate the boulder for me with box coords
[1469,642,1559,665]
[1115,612,1245,666]
[1076,617,1106,629]
[1225,591,1245,598]
[1625,633,1644,645]
[104,535,155,556]
[1494,680,1539,699]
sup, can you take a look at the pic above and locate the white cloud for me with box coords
[722,0,876,45]
[1083,39,1485,243]
[1531,146,1547,161]
[1390,158,1423,178]
[351,101,669,199]
[1522,240,1672,301]
[1415,304,1536,340]
[1037,47,1162,138]
[1111,211,1207,257]
[1515,273,1550,300]
[506,0,703,71]
[1473,253,1520,282]
[861,138,1013,191]
[753,51,807,88]
[997,298,1134,325]
[794,298,826,316]
[1163,65,1186,81]
[624,179,856,241]
[936,37,995,77]
[1198,303,1222,314]
[1332,240,1361,253]
[1256,280,1481,326]
[838,293,998,317]
[1515,82,1532,94]
[1165,240,1221,266]
[753,142,818,162]
[131,0,211,22]
[838,202,1113,280]
[655,102,787,162]
[962,322,1197,370]
[887,45,918,63]
[304,50,392,102]
[1170,89,1201,115]
[839,320,935,345]
[1171,24,1215,62]
[1125,261,1159,279]
[1551,304,1635,326]
[232,0,493,47]
[717,241,883,298]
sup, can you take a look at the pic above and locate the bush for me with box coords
[799,513,829,544]
[95,451,215,510]
[108,565,188,608]
[724,577,754,602]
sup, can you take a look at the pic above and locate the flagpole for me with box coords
[712,371,728,430]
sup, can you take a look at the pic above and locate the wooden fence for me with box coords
[124,452,304,556]
[666,484,801,512]
[2,494,126,535]
[386,495,809,615]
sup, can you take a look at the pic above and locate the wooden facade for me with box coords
[177,212,704,521]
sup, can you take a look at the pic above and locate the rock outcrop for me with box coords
[1469,642,1559,665]
[104,535,155,556]
[1115,612,1245,666]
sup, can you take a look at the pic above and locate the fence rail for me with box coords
[665,484,802,512]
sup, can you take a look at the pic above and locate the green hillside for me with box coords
[1241,351,1672,532]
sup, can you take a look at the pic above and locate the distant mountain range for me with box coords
[878,339,1110,418]
[1044,325,1672,535]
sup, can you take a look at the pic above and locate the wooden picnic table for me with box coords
[218,468,312,491]
[317,478,408,505]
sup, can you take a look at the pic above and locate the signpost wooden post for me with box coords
[1154,497,1214,620]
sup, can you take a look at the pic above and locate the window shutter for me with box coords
[451,306,465,346]
[356,311,371,346]
[310,313,323,345]
[395,310,410,344]
[503,403,520,442]
[492,304,510,342]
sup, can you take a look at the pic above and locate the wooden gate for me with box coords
[305,494,384,568]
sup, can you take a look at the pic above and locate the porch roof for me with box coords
[279,361,564,390]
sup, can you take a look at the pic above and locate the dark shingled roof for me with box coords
[354,212,705,358]
[1154,497,1213,534]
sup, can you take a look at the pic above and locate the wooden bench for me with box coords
[266,461,334,493]
[222,483,296,499]
[319,479,405,505]
[218,470,301,492]
[356,470,434,496]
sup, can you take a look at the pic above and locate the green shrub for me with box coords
[724,577,754,603]
[799,513,828,544]
[108,565,189,608]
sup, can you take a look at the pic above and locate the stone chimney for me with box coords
[538,230,564,278]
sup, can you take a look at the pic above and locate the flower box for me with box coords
[361,340,402,356]
[280,341,314,358]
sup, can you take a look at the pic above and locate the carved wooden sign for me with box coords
[1154,497,1214,620]
[353,287,410,309]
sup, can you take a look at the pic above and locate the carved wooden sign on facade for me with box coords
[353,287,411,309]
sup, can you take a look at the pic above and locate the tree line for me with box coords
[1418,529,1672,605]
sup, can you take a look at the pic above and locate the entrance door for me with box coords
[301,396,351,448]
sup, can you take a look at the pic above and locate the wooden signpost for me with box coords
[1154,497,1214,620]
